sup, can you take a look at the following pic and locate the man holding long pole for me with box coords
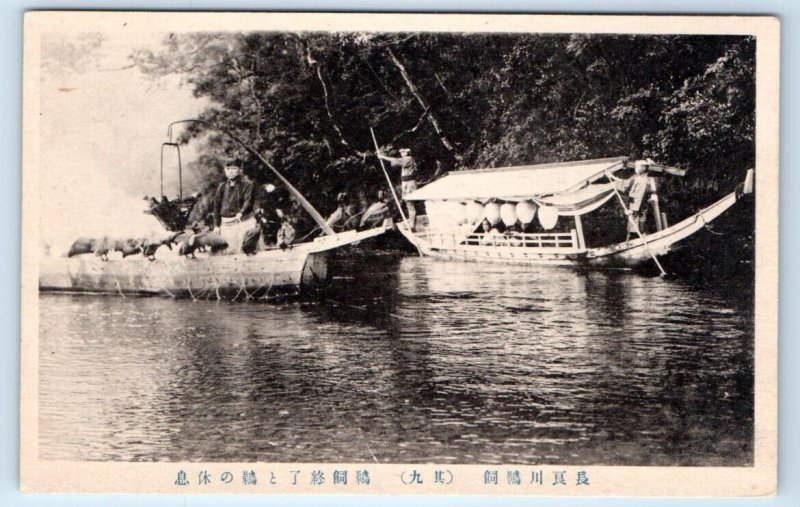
[376,146,418,232]
[618,159,658,242]
[606,160,667,276]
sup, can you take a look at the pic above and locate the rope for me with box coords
[230,261,246,302]
[113,276,127,299]
[704,224,727,236]
[295,225,322,243]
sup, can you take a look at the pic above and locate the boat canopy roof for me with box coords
[405,156,627,202]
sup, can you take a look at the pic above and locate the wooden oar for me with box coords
[605,170,667,277]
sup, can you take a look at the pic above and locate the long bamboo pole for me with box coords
[369,128,410,227]
[369,128,422,256]
[168,119,336,236]
[605,170,667,276]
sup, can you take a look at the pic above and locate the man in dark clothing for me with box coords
[214,160,255,228]
[213,159,255,254]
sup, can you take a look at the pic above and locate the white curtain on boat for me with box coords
[531,183,617,216]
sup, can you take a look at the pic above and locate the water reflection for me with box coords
[39,253,753,465]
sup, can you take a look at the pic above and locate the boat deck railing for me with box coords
[422,230,579,250]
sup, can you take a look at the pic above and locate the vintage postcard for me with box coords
[20,12,778,495]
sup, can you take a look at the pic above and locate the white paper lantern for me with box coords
[500,203,518,227]
[460,202,470,224]
[444,201,466,225]
[466,201,484,223]
[538,206,559,230]
[516,200,537,224]
[484,202,501,225]
[424,200,441,231]
[455,202,468,225]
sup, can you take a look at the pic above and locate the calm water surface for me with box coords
[39,252,753,465]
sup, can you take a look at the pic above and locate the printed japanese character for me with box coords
[356,470,371,485]
[242,470,257,486]
[198,470,211,485]
[174,470,189,486]
[333,470,347,485]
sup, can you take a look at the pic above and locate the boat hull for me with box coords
[40,224,393,299]
[398,191,740,270]
[40,248,325,300]
[399,235,583,266]
[584,191,738,268]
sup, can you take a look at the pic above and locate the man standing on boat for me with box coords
[377,147,418,231]
[618,159,658,241]
[213,158,255,253]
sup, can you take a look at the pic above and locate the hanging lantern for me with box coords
[455,202,468,225]
[460,202,471,224]
[466,201,484,223]
[424,200,440,231]
[444,201,465,225]
[484,202,501,225]
[538,206,559,230]
[500,203,517,227]
[516,200,537,224]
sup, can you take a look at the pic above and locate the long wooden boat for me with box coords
[39,118,393,300]
[40,225,392,300]
[397,157,753,270]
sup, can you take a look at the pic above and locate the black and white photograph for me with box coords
[20,12,778,495]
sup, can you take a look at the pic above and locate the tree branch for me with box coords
[305,45,351,148]
[385,46,461,160]
[388,106,430,146]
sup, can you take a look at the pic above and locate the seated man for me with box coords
[324,192,349,232]
[276,210,296,250]
[503,222,522,247]
[359,190,392,230]
[479,218,503,245]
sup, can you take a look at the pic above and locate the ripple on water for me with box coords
[38,254,753,465]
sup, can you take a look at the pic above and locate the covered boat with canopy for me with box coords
[397,156,753,272]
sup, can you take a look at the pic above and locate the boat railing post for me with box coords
[574,215,586,249]
[651,195,664,231]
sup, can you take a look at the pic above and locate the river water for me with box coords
[39,251,754,465]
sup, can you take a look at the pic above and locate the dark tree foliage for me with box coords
[132,33,755,239]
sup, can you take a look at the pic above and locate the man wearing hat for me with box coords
[378,147,418,230]
[618,159,658,241]
[213,157,255,253]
